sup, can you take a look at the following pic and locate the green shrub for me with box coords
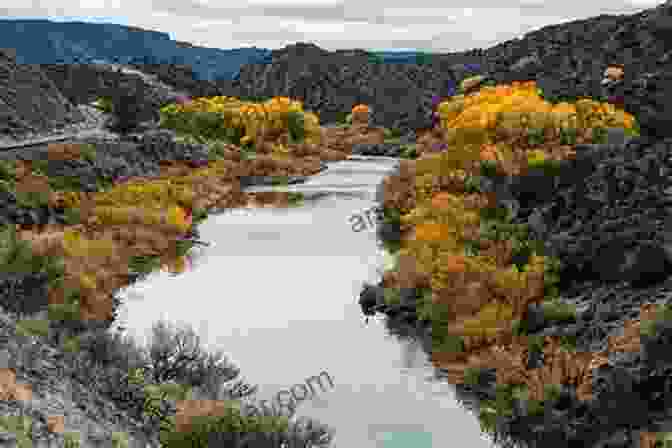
[93,96,114,113]
[477,384,517,435]
[511,319,526,337]
[591,126,609,144]
[189,111,230,141]
[416,288,434,322]
[128,255,163,278]
[463,175,482,194]
[463,366,488,387]
[270,175,290,186]
[0,159,15,181]
[525,127,546,146]
[191,207,209,225]
[15,318,50,338]
[478,204,512,223]
[334,111,349,124]
[158,405,291,448]
[510,240,536,271]
[62,207,82,225]
[389,127,405,139]
[379,207,402,254]
[381,239,402,255]
[60,334,82,353]
[63,432,81,448]
[159,109,182,131]
[206,140,230,161]
[494,384,517,415]
[111,432,129,448]
[48,175,84,191]
[399,144,418,160]
[79,143,97,163]
[174,239,194,258]
[654,432,672,448]
[30,159,49,176]
[526,398,545,416]
[238,95,272,103]
[558,334,578,352]
[383,287,401,306]
[542,256,562,300]
[541,299,576,323]
[478,218,529,243]
[526,334,545,355]
[47,287,82,322]
[437,334,464,354]
[240,145,256,160]
[559,127,578,145]
[14,189,50,209]
[96,177,115,192]
[641,303,672,337]
[0,415,33,448]
[430,302,463,352]
[543,383,562,403]
[287,192,304,206]
[287,111,305,143]
[478,403,498,435]
[0,225,66,287]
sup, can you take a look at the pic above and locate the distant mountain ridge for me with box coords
[1,19,445,81]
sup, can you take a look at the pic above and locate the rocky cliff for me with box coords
[0,49,85,139]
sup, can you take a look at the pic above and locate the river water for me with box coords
[110,155,494,448]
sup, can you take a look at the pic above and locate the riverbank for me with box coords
[1,76,666,448]
[358,78,672,447]
[0,100,416,446]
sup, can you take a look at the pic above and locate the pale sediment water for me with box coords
[110,156,494,448]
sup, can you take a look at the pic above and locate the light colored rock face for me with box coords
[0,49,85,139]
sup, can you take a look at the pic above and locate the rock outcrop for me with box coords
[0,49,85,139]
[39,63,187,129]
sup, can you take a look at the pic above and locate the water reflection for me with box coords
[110,157,493,448]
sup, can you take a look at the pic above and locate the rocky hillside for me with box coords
[0,49,85,139]
[221,42,466,133]
[22,2,672,140]
[39,63,189,129]
[0,19,275,82]
[205,2,672,138]
[469,2,672,140]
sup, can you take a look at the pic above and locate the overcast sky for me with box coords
[2,0,664,53]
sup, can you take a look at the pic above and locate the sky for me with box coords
[1,0,665,53]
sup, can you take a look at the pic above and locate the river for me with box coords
[109,155,494,448]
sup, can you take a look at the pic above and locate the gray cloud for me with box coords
[2,0,662,52]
